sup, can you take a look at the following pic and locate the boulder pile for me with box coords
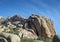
[0,14,57,42]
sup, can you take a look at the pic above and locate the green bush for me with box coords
[8,27,14,33]
[37,36,51,42]
[21,38,34,42]
[13,28,19,35]
[7,27,19,35]
[21,36,51,42]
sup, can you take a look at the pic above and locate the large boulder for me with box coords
[0,32,20,42]
[28,14,56,38]
[19,28,38,39]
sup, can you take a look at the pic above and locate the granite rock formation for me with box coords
[28,14,56,38]
[0,14,56,42]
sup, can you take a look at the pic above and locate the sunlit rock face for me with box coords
[19,28,38,39]
[28,14,56,38]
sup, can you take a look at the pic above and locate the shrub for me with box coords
[37,36,51,42]
[21,38,34,42]
[13,28,19,35]
[8,27,19,35]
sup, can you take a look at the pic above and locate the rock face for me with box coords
[28,14,56,38]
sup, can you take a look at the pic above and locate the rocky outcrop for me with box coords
[1,15,25,28]
[7,15,25,22]
[0,14,56,42]
[28,14,56,38]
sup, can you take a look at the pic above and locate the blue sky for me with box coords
[0,0,60,35]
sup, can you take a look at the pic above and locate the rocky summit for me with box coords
[0,14,58,42]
